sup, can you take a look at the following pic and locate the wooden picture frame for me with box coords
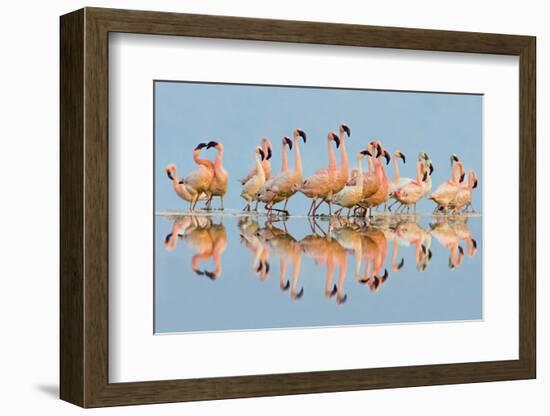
[60,7,536,408]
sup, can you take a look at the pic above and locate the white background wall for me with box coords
[0,0,545,414]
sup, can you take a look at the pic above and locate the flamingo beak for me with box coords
[473,178,478,188]
[204,270,216,280]
[397,258,405,270]
[297,129,307,142]
[360,149,372,156]
[376,144,382,158]
[460,173,465,183]
[383,150,391,165]
[258,148,265,160]
[195,142,207,150]
[164,233,173,244]
[422,171,428,182]
[342,124,351,137]
[333,134,340,148]
[166,170,173,180]
[399,152,406,163]
[429,162,434,175]
[267,146,273,160]
[451,154,460,163]
[206,141,218,149]
[284,136,293,150]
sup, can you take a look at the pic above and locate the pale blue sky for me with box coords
[154,81,483,214]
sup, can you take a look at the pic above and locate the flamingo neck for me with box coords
[327,138,337,173]
[415,161,423,184]
[367,153,374,174]
[281,143,288,173]
[468,174,474,191]
[170,170,180,189]
[451,162,461,183]
[255,152,265,180]
[340,131,349,180]
[376,157,388,181]
[294,137,302,176]
[193,149,212,169]
[393,154,400,180]
[356,156,363,193]
[214,149,225,171]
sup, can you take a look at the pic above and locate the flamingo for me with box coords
[177,142,215,210]
[240,146,266,211]
[261,129,307,215]
[428,156,465,213]
[204,141,228,210]
[333,149,371,216]
[360,141,391,217]
[239,137,273,184]
[393,161,428,212]
[418,151,435,198]
[165,164,206,210]
[388,150,412,195]
[256,136,293,212]
[314,124,352,214]
[346,142,382,209]
[448,170,478,212]
[299,132,340,216]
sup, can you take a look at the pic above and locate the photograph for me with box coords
[154,81,483,334]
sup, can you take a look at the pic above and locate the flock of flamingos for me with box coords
[165,124,479,217]
[162,124,481,302]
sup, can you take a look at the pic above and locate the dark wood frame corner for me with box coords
[60,7,536,408]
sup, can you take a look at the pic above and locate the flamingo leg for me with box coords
[307,199,316,216]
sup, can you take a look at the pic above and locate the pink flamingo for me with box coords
[346,142,382,208]
[256,136,293,212]
[333,149,371,216]
[177,142,215,210]
[239,137,273,184]
[299,132,340,216]
[428,156,465,213]
[165,164,205,210]
[393,161,428,212]
[448,170,478,212]
[388,150,412,194]
[261,129,307,215]
[204,141,228,210]
[360,141,391,217]
[240,147,266,211]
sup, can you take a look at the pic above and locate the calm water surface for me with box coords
[154,212,482,334]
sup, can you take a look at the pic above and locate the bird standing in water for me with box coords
[240,147,266,211]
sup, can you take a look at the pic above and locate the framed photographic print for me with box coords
[60,7,536,408]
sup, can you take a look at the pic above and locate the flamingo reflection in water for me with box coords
[300,219,348,304]
[237,216,270,281]
[160,212,479,305]
[259,219,303,298]
[163,215,227,279]
[389,216,433,272]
